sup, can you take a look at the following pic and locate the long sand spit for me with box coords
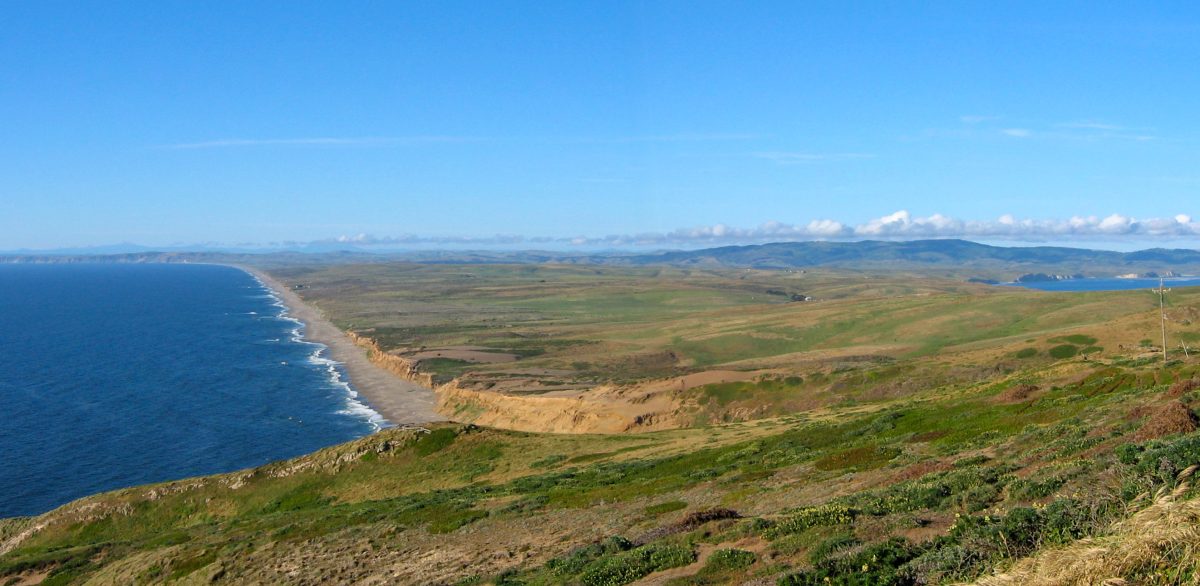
[241,267,440,425]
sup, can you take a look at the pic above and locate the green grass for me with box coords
[414,427,458,455]
[703,548,755,571]
[1050,334,1098,345]
[666,549,756,585]
[814,445,901,471]
[262,263,1192,388]
[1048,344,1079,359]
[698,378,803,406]
[0,372,1186,585]
[644,501,688,516]
[6,273,1200,586]
[419,357,476,384]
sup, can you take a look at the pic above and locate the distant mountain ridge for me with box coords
[4,239,1200,278]
[612,239,1200,270]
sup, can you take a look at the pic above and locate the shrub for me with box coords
[1169,379,1200,397]
[807,532,859,565]
[705,548,756,571]
[1051,334,1098,345]
[783,490,1125,585]
[1039,498,1098,544]
[1048,344,1079,359]
[531,454,567,468]
[901,543,983,584]
[490,571,520,586]
[958,482,1001,512]
[1116,433,1200,488]
[427,508,487,534]
[1015,347,1038,359]
[997,383,1039,402]
[778,537,921,586]
[838,463,1014,516]
[998,507,1043,550]
[677,508,740,529]
[497,495,548,515]
[548,536,634,576]
[1133,401,1197,441]
[1007,476,1066,501]
[770,504,856,537]
[579,541,694,586]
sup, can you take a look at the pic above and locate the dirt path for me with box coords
[241,267,441,426]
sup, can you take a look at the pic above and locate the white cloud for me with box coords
[326,233,527,246]
[1057,121,1124,131]
[1000,121,1155,142]
[321,212,1200,249]
[1097,213,1134,233]
[806,219,847,236]
[856,210,911,235]
[556,211,1200,246]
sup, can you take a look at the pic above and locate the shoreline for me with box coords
[238,266,441,426]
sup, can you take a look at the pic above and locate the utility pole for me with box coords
[1153,277,1171,367]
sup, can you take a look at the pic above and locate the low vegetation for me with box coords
[4,354,1200,583]
[263,263,1200,396]
[6,266,1200,584]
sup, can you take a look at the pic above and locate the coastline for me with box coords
[238,266,441,426]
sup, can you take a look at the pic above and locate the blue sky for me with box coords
[3,1,1200,250]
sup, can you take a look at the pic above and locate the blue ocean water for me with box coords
[1004,277,1200,292]
[0,263,386,518]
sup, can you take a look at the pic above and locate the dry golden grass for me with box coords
[971,466,1200,586]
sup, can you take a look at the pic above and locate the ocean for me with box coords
[0,263,386,518]
[1003,277,1200,292]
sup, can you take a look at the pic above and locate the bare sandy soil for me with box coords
[242,268,441,425]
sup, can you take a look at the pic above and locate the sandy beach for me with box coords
[240,267,441,426]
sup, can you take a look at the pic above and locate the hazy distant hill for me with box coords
[367,240,1200,275]
[6,239,1200,278]
[613,239,1200,270]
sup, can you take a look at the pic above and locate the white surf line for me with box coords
[247,271,391,431]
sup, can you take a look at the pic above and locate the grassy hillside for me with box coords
[264,263,1200,397]
[7,266,1200,584]
[4,350,1200,584]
